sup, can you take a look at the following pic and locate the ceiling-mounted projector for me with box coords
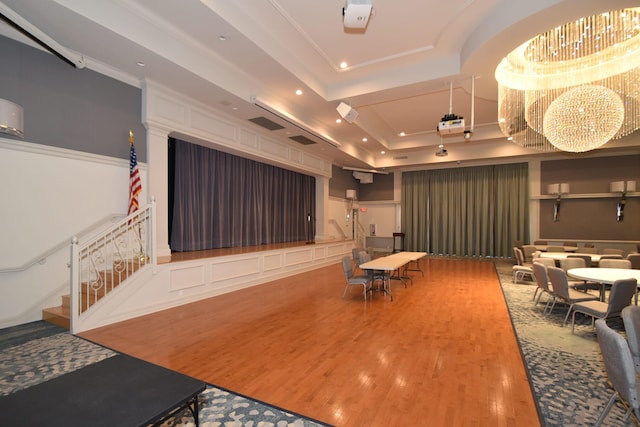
[437,113,465,135]
[343,0,372,29]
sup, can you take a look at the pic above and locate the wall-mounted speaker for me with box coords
[336,102,359,123]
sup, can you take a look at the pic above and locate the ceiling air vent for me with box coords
[393,155,408,160]
[289,135,316,145]
[248,116,285,131]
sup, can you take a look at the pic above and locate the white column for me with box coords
[314,175,331,241]
[146,125,171,262]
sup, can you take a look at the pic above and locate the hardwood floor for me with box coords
[79,256,540,427]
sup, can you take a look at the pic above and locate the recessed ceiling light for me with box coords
[295,89,303,95]
[340,62,348,69]
[399,132,406,136]
[219,35,228,41]
[136,61,145,67]
[380,151,385,154]
[336,118,342,123]
[362,137,368,142]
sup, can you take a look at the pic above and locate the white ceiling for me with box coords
[1,0,639,171]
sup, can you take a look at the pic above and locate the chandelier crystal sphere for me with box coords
[495,8,640,152]
[543,85,625,152]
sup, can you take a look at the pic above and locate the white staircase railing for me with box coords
[70,200,155,332]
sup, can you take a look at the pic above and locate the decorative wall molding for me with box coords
[0,137,147,171]
[142,80,332,177]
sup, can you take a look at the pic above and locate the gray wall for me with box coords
[329,165,394,201]
[0,36,145,161]
[540,154,640,241]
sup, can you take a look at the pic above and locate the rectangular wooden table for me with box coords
[0,354,206,427]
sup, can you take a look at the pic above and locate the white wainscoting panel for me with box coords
[170,265,205,291]
[211,256,261,282]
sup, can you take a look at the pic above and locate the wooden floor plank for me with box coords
[79,257,540,427]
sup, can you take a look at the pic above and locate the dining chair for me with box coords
[341,256,371,301]
[602,248,625,256]
[545,245,565,252]
[569,278,637,333]
[582,242,595,248]
[568,254,592,267]
[512,247,534,284]
[627,253,640,269]
[522,245,538,262]
[532,262,555,312]
[546,266,599,324]
[622,305,640,374]
[594,318,640,426]
[358,251,387,290]
[578,247,598,254]
[560,257,592,291]
[599,259,632,269]
[352,247,364,270]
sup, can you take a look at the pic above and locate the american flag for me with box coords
[128,131,142,215]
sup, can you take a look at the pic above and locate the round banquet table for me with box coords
[533,245,578,252]
[567,268,640,285]
[538,252,610,263]
[567,268,640,302]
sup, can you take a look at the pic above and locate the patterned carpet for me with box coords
[0,321,331,427]
[494,259,632,427]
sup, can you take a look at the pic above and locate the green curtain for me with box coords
[401,163,528,257]
[401,170,429,252]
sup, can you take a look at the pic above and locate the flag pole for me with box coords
[128,130,145,263]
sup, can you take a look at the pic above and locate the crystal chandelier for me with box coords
[495,8,640,152]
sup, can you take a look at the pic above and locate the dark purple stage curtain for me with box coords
[170,139,315,251]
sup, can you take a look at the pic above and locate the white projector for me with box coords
[343,0,372,29]
[438,118,465,135]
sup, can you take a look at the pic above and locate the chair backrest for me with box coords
[358,251,371,265]
[352,248,363,267]
[595,318,640,411]
[513,247,525,266]
[622,305,640,373]
[566,255,591,268]
[522,245,537,262]
[599,259,632,269]
[532,258,556,268]
[578,247,598,254]
[582,242,595,248]
[547,266,570,299]
[603,248,625,256]
[627,254,640,270]
[514,240,524,250]
[605,278,638,316]
[342,256,354,279]
[546,245,565,252]
[599,254,623,260]
[560,257,586,272]
[532,262,551,292]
